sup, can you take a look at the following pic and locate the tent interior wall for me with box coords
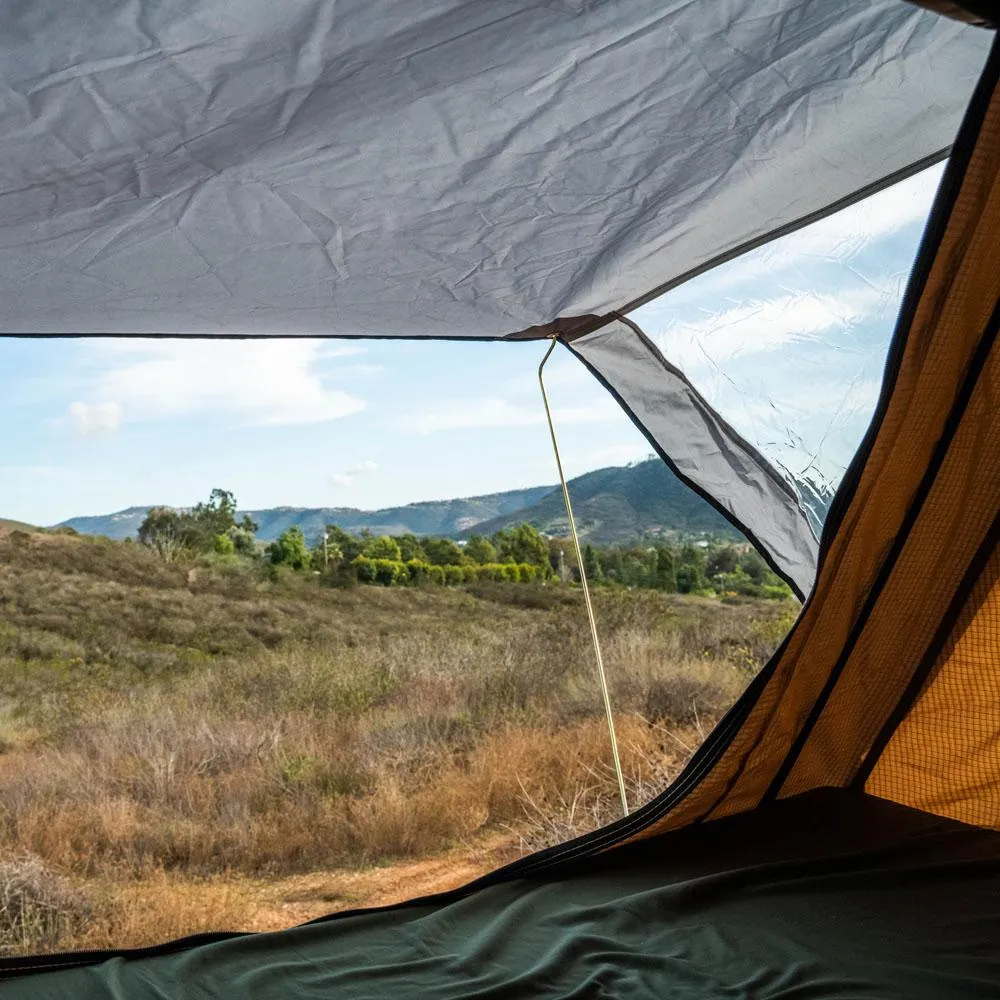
[0,0,999,996]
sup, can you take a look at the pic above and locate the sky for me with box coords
[1,167,941,527]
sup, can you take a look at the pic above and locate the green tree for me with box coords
[138,488,257,559]
[653,546,676,592]
[602,548,626,583]
[422,536,464,566]
[229,525,258,556]
[464,535,496,565]
[324,525,363,561]
[547,538,577,580]
[268,527,312,570]
[676,543,708,594]
[396,533,426,562]
[739,548,770,584]
[582,543,602,583]
[137,506,190,561]
[188,488,243,547]
[363,535,402,561]
[313,534,344,569]
[493,524,550,572]
[706,545,739,578]
[619,546,652,588]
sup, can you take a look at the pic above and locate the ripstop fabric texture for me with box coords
[0,0,988,338]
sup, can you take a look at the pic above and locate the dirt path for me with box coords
[78,835,523,950]
[264,833,520,924]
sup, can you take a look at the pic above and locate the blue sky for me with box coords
[1,167,940,527]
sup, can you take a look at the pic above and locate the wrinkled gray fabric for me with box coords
[0,0,988,336]
[570,321,819,597]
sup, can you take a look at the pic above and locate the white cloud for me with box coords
[330,460,378,487]
[66,401,122,437]
[84,340,366,427]
[409,395,620,434]
[651,286,894,371]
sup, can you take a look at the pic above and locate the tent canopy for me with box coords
[0,0,986,339]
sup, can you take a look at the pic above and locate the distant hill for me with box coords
[56,507,153,540]
[55,459,831,545]
[466,460,737,543]
[55,459,755,544]
[242,485,556,542]
[57,485,557,543]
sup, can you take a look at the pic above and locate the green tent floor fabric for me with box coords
[2,790,998,998]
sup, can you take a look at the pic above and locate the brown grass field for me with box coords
[0,528,796,955]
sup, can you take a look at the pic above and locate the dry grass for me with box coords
[0,855,89,956]
[0,530,797,954]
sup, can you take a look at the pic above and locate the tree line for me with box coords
[137,489,791,599]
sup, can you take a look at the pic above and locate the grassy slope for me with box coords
[0,518,37,533]
[0,531,795,954]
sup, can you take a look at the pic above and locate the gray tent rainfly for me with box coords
[0,0,992,595]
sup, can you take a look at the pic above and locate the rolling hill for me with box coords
[53,459,775,545]
[56,484,556,543]
[0,517,38,534]
[466,460,736,543]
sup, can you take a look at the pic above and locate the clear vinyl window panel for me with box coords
[630,167,942,535]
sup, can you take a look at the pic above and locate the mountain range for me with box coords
[55,459,741,545]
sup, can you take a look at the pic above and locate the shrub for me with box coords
[405,559,431,584]
[443,566,465,586]
[362,536,402,562]
[213,534,235,556]
[0,855,89,956]
[268,527,312,570]
[426,566,446,586]
[352,555,378,584]
[351,558,407,586]
[643,668,740,726]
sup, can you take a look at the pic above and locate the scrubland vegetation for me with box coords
[0,514,795,955]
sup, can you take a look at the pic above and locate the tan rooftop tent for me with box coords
[1,0,999,996]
